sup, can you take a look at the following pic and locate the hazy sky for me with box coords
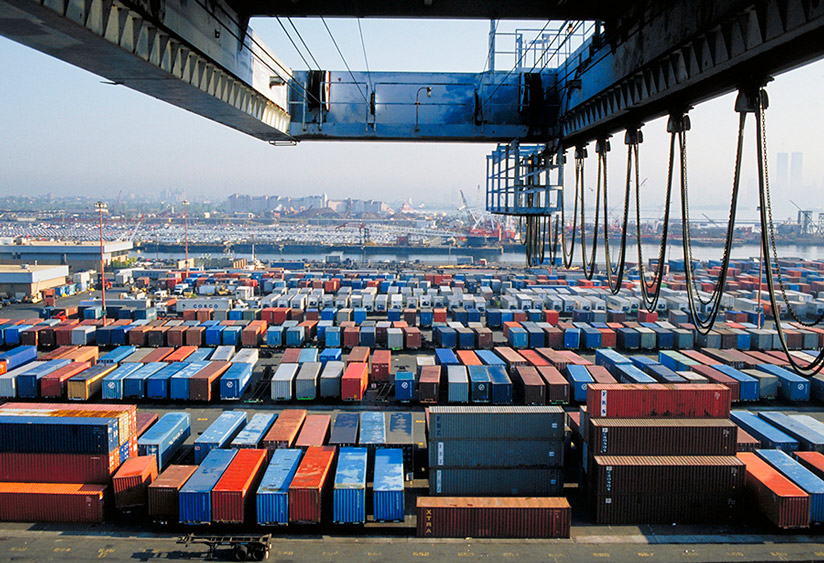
[0,17,822,220]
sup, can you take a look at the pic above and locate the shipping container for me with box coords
[758,411,824,452]
[537,366,569,404]
[231,413,277,449]
[211,448,267,524]
[123,362,165,399]
[566,364,594,403]
[179,449,237,524]
[429,467,563,495]
[416,497,570,538]
[757,364,811,402]
[288,445,336,524]
[587,418,738,456]
[0,451,118,484]
[145,362,187,400]
[332,447,368,524]
[256,448,303,525]
[113,455,158,510]
[138,412,191,472]
[194,410,247,464]
[395,371,416,402]
[730,411,799,451]
[295,362,322,400]
[295,414,331,448]
[319,361,345,399]
[341,362,368,401]
[427,406,564,441]
[147,465,198,521]
[429,439,562,468]
[374,448,405,521]
[446,365,469,403]
[487,365,513,404]
[262,409,306,451]
[586,383,732,418]
[99,346,137,364]
[101,363,143,400]
[219,362,254,400]
[67,363,116,401]
[0,482,107,523]
[737,452,810,529]
[756,448,824,524]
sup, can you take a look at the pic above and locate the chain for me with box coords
[760,107,824,326]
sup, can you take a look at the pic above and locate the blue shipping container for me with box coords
[123,362,166,399]
[730,410,799,452]
[16,359,71,399]
[757,364,810,402]
[220,363,254,400]
[231,413,276,448]
[434,348,459,367]
[137,412,191,471]
[101,363,143,400]
[333,447,368,524]
[256,449,303,525]
[146,362,188,400]
[179,448,237,524]
[714,365,760,402]
[169,362,210,401]
[487,365,513,405]
[98,346,137,364]
[758,411,824,452]
[566,364,594,402]
[0,415,118,454]
[373,448,405,521]
[395,371,416,402]
[194,410,247,464]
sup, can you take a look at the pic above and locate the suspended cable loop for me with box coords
[603,127,638,294]
[752,87,824,375]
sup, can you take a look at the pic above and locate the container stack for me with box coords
[0,402,138,523]
[426,406,565,496]
[580,383,745,524]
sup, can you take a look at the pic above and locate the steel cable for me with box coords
[603,132,635,294]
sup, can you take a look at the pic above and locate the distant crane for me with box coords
[458,189,482,229]
[789,199,815,235]
[126,213,145,242]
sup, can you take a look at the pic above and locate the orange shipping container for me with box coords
[341,363,368,401]
[148,465,198,521]
[288,446,336,524]
[456,350,482,366]
[0,482,107,523]
[40,346,78,360]
[294,414,331,448]
[113,455,158,509]
[164,346,197,363]
[262,409,307,452]
[62,346,99,365]
[211,449,267,524]
[141,347,174,363]
[189,361,231,401]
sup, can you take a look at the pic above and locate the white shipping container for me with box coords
[271,363,299,401]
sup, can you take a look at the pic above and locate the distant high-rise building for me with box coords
[790,152,803,190]
[776,152,788,190]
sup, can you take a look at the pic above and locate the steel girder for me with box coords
[558,0,824,145]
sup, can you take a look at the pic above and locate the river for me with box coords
[129,242,824,266]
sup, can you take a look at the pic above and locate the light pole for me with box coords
[183,200,190,280]
[414,86,432,133]
[95,201,108,315]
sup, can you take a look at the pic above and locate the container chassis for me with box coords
[177,534,271,561]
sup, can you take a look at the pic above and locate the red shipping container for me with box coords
[535,348,569,372]
[557,350,592,366]
[166,326,188,347]
[341,363,368,401]
[347,347,370,366]
[433,308,447,323]
[189,361,231,401]
[282,348,302,363]
[211,449,267,524]
[404,327,422,350]
[418,365,441,404]
[680,349,722,366]
[691,365,740,402]
[543,310,560,325]
[597,328,617,348]
[136,412,158,438]
[141,347,174,363]
[513,366,546,405]
[289,308,305,322]
[182,310,197,322]
[502,321,521,339]
[288,446,336,524]
[456,350,482,366]
[585,383,732,418]
[519,350,549,367]
[294,414,331,448]
[148,465,198,521]
[164,346,196,363]
[737,429,760,452]
[537,366,569,404]
[343,327,360,348]
[587,365,617,384]
[113,455,158,509]
[0,482,107,523]
[262,409,307,451]
[371,350,391,383]
[127,325,151,346]
[637,310,658,323]
[473,327,493,349]
[196,310,212,323]
[184,326,205,347]
[403,309,416,325]
[0,451,118,484]
[417,497,570,538]
[737,452,810,529]
[40,361,91,398]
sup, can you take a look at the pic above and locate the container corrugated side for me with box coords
[429,439,563,468]
[585,383,732,418]
[0,482,107,523]
[288,445,336,524]
[587,419,738,456]
[179,449,237,524]
[427,406,564,441]
[373,449,405,522]
[137,412,191,472]
[591,455,745,495]
[112,455,158,509]
[148,465,197,521]
[256,449,303,525]
[194,410,247,464]
[737,452,810,529]
[332,447,367,524]
[417,497,570,538]
[429,467,563,496]
[211,448,267,524]
[757,448,824,524]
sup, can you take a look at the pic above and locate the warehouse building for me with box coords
[0,240,132,271]
[0,264,69,300]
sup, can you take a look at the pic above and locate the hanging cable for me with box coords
[320,17,369,104]
[276,17,313,70]
[580,139,606,280]
[287,18,321,70]
[603,128,638,294]
[559,146,585,268]
[635,117,678,312]
[356,18,373,93]
[752,88,824,375]
[680,106,743,334]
